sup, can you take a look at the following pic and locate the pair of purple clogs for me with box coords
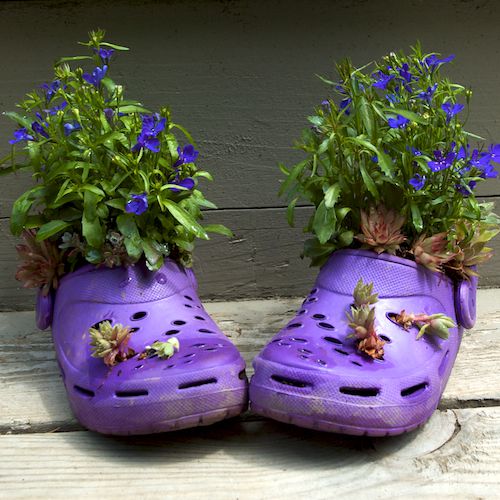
[37,249,475,436]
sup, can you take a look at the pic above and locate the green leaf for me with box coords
[359,164,379,199]
[376,150,394,179]
[324,184,341,208]
[338,230,354,247]
[204,224,234,237]
[3,111,32,129]
[56,55,93,65]
[10,186,45,235]
[287,197,298,227]
[410,202,423,232]
[381,107,427,124]
[82,215,104,248]
[171,123,196,146]
[358,97,374,139]
[142,239,162,270]
[279,160,308,196]
[100,41,130,51]
[313,200,337,244]
[105,199,126,210]
[36,220,71,241]
[116,214,142,259]
[81,184,105,197]
[162,199,209,240]
[114,104,151,114]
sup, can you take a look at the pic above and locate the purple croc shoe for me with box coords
[250,249,475,436]
[39,259,248,435]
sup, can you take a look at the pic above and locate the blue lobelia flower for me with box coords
[174,144,199,167]
[97,48,114,64]
[398,63,414,84]
[83,65,108,87]
[417,84,438,104]
[41,80,61,102]
[340,97,351,115]
[32,121,49,139]
[372,71,394,90]
[409,173,426,190]
[424,54,455,71]
[456,180,477,196]
[125,193,148,215]
[488,144,500,163]
[132,113,166,153]
[169,177,195,193]
[9,127,35,144]
[385,92,400,104]
[321,100,331,112]
[388,114,410,129]
[64,122,81,136]
[441,102,464,123]
[104,108,115,122]
[46,101,68,116]
[428,150,456,172]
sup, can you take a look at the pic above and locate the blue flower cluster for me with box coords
[132,114,166,153]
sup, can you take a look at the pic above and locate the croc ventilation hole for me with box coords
[351,361,362,367]
[296,309,307,316]
[179,378,217,390]
[323,336,342,345]
[318,322,335,330]
[184,295,194,301]
[90,319,112,330]
[191,343,206,348]
[286,322,303,330]
[334,348,349,356]
[135,364,144,370]
[164,329,180,336]
[184,304,193,309]
[306,297,318,304]
[115,389,148,398]
[380,335,391,343]
[339,386,380,397]
[271,374,312,388]
[183,353,196,359]
[289,337,307,343]
[131,311,147,321]
[172,320,186,326]
[401,382,428,398]
[198,328,216,334]
[130,327,140,333]
[312,313,326,320]
[194,315,206,321]
[74,385,95,398]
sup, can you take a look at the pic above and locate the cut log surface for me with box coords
[1,291,500,497]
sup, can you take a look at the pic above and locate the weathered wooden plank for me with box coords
[0,207,318,310]
[0,407,499,498]
[3,202,500,310]
[0,290,499,434]
[1,0,500,216]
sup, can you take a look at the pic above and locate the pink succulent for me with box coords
[356,205,406,255]
[15,230,65,296]
[412,233,456,272]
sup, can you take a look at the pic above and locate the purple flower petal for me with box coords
[125,193,148,215]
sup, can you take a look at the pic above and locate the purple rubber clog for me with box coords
[250,249,475,436]
[41,259,248,435]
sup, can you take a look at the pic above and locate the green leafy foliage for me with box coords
[280,44,500,273]
[1,29,231,277]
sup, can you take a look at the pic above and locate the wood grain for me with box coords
[1,0,500,214]
[1,290,499,434]
[3,201,500,310]
[0,407,499,498]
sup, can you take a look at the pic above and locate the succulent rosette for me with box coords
[281,43,500,278]
[1,30,232,294]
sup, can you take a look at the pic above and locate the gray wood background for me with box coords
[1,0,500,310]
